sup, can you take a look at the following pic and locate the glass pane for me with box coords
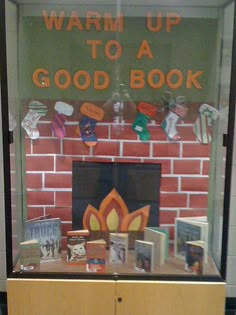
[210,1,234,268]
[4,0,235,278]
[5,0,24,266]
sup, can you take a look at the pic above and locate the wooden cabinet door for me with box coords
[115,280,225,315]
[7,279,115,315]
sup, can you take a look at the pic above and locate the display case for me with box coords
[1,0,236,314]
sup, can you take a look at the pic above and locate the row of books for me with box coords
[67,227,169,273]
[19,216,169,273]
[19,215,208,275]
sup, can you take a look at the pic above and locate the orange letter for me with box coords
[42,10,65,31]
[146,12,162,32]
[54,70,71,89]
[136,40,153,59]
[166,13,181,32]
[105,40,122,60]
[86,11,101,31]
[67,11,83,31]
[166,69,183,89]
[130,70,145,89]
[73,71,90,90]
[94,71,110,90]
[86,40,102,59]
[32,68,50,88]
[186,70,203,89]
[104,14,124,32]
[147,69,165,89]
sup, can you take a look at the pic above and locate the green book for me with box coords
[20,240,40,271]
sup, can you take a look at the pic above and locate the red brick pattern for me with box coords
[25,120,211,241]
[26,174,42,189]
[173,160,201,174]
[45,174,72,189]
[181,177,209,192]
[123,142,150,157]
[153,143,180,157]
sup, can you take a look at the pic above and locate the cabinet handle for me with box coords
[117,297,122,303]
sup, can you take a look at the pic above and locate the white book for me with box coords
[109,233,129,264]
[144,227,166,266]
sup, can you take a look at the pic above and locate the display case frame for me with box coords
[0,0,236,286]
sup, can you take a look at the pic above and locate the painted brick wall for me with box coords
[25,115,209,248]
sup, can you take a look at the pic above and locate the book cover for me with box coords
[24,218,62,262]
[134,240,154,272]
[174,217,208,263]
[144,227,166,266]
[86,239,106,273]
[109,233,129,264]
[185,240,205,275]
[19,239,40,271]
[67,229,90,264]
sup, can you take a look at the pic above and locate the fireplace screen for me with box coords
[72,162,161,231]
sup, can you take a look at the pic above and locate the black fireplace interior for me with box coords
[72,161,162,230]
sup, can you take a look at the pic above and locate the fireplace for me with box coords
[72,161,161,232]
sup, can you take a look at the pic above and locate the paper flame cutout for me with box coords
[82,188,150,232]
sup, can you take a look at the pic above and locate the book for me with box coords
[86,239,106,273]
[185,240,206,275]
[174,217,208,263]
[134,240,154,272]
[153,227,169,259]
[144,227,166,266]
[26,214,52,222]
[24,218,62,262]
[67,229,90,264]
[109,233,129,264]
[19,239,40,271]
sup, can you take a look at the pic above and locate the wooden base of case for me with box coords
[7,278,225,315]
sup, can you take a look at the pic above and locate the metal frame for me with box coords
[0,0,235,283]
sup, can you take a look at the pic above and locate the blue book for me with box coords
[24,218,61,262]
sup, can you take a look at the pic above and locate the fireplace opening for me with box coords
[72,161,161,233]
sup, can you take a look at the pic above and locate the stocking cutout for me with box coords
[51,113,66,138]
[51,102,74,138]
[193,103,219,144]
[161,111,181,141]
[132,112,151,141]
[79,116,97,146]
[161,96,188,141]
[21,110,41,139]
[132,102,157,141]
[79,102,104,147]
[21,101,48,139]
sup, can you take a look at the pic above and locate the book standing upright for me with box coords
[134,240,154,272]
[24,218,62,262]
[109,233,129,264]
[86,239,106,273]
[67,229,90,264]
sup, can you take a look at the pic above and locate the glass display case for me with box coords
[1,0,236,291]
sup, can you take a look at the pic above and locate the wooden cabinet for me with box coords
[7,279,225,315]
[116,281,225,315]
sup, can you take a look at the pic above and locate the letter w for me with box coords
[42,10,65,30]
